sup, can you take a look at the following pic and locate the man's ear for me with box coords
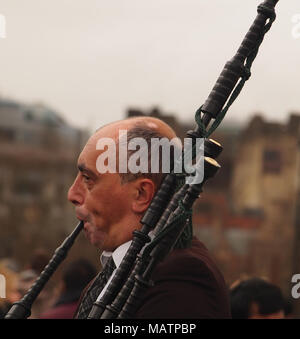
[132,178,155,214]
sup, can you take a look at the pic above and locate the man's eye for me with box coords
[82,175,90,182]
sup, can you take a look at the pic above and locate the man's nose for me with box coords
[68,175,84,206]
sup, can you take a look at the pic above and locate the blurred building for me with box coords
[231,113,300,294]
[0,98,90,264]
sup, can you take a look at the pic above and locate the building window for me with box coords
[24,110,34,121]
[263,150,281,174]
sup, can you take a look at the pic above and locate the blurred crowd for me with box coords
[0,251,96,319]
[0,252,295,318]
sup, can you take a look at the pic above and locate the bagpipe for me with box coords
[5,0,279,319]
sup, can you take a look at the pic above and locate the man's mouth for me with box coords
[76,215,89,231]
[83,221,90,229]
[76,211,89,223]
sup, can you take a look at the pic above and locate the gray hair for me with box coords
[118,121,179,189]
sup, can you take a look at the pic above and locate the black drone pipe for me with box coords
[201,0,279,120]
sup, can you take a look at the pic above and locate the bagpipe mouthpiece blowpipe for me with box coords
[5,221,84,319]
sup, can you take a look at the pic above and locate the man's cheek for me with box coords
[84,194,100,213]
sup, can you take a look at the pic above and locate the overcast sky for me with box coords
[0,0,299,130]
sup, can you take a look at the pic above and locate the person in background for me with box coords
[0,260,21,319]
[40,259,96,319]
[230,277,285,319]
[26,249,51,274]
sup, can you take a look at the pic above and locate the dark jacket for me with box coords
[135,237,231,318]
[75,237,231,319]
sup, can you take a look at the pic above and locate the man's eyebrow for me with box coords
[78,164,98,179]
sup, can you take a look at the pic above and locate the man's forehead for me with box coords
[78,141,96,162]
[77,124,125,168]
[93,122,130,141]
[95,117,168,137]
[78,117,176,163]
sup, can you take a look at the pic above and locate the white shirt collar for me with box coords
[100,240,132,268]
[100,230,154,268]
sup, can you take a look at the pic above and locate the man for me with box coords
[68,117,231,318]
[230,277,285,319]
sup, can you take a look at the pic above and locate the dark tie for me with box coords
[76,256,116,319]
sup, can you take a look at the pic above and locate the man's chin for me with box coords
[84,229,104,248]
[83,229,93,244]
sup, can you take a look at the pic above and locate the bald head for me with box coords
[86,116,179,189]
[93,116,177,141]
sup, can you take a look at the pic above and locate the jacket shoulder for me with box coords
[135,237,231,318]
